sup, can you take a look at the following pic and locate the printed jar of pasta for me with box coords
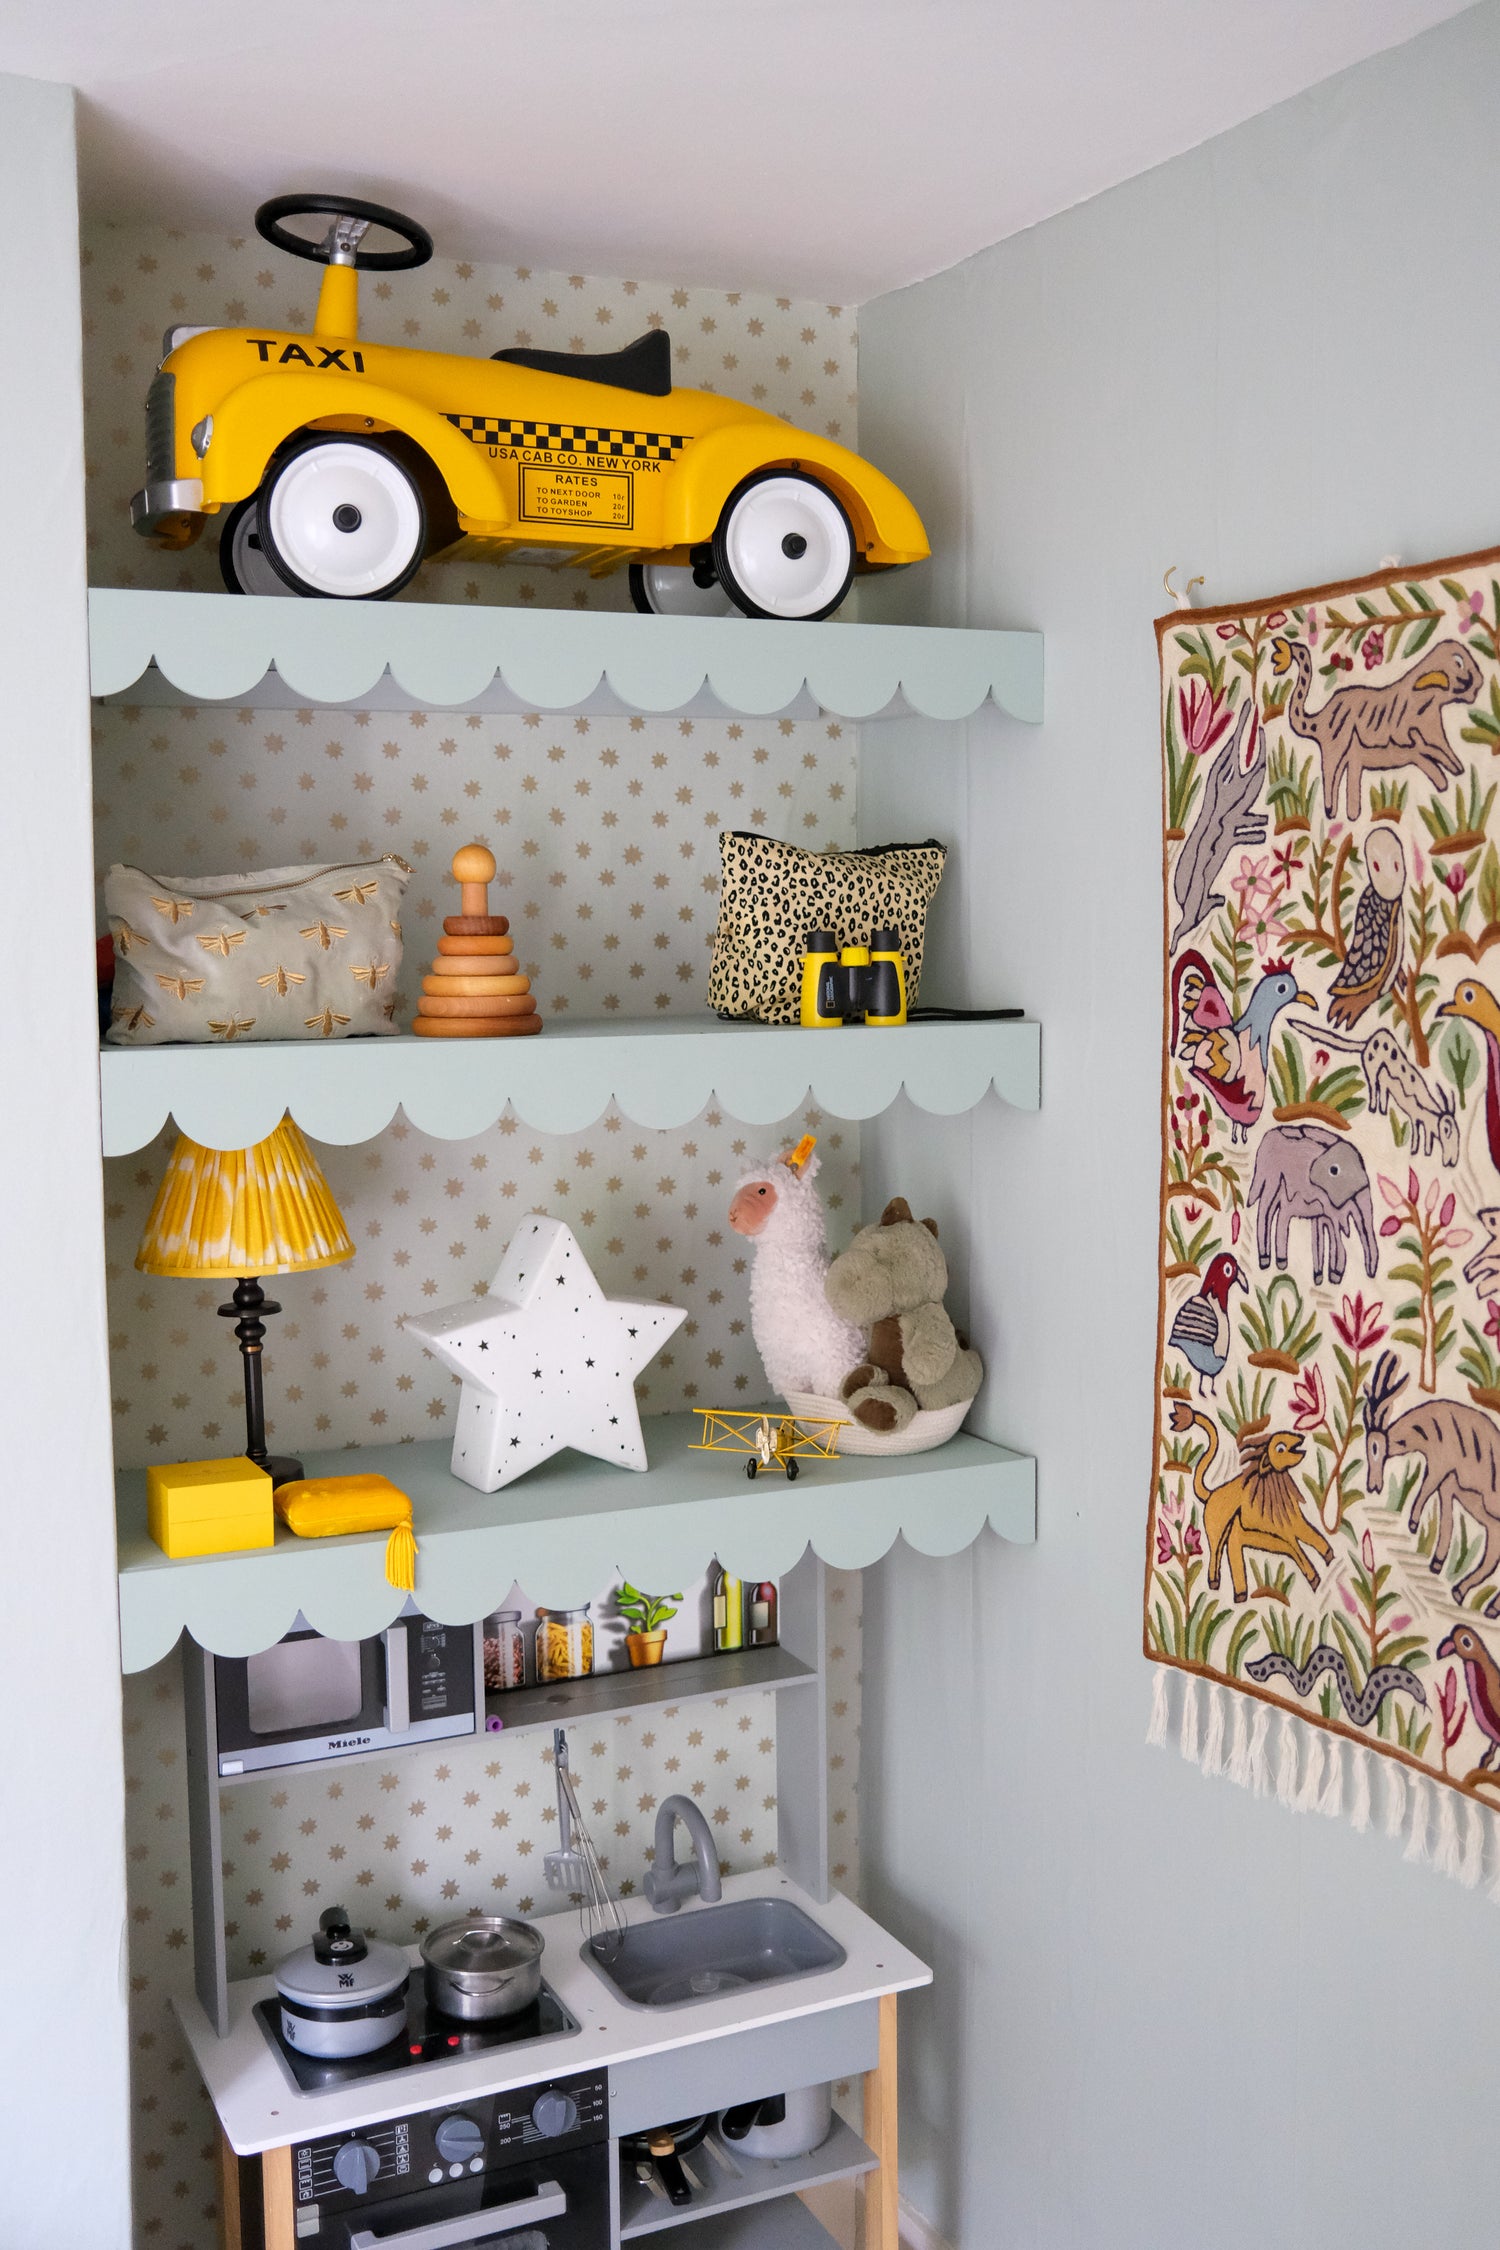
[483,1610,526,1693]
[535,1604,593,1683]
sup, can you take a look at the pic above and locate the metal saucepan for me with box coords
[421,1913,544,2021]
[620,2116,711,2207]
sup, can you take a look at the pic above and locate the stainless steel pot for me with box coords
[421,1913,544,2021]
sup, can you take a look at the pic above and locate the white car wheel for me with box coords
[712,470,855,620]
[219,497,298,597]
[259,438,426,599]
[629,560,738,618]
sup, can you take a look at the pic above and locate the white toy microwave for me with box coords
[200,1605,482,1776]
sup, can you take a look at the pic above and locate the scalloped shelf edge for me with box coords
[97,1019,1041,1153]
[88,589,1044,725]
[114,1421,1036,1670]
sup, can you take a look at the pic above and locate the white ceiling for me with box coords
[3,0,1477,300]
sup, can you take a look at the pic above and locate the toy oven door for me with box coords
[320,2143,609,2250]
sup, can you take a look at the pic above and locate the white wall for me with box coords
[0,73,131,2248]
[856,9,1500,2246]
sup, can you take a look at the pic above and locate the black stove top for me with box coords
[256,1979,581,2096]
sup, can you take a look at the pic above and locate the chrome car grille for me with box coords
[144,371,176,486]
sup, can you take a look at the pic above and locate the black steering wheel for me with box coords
[254,194,433,271]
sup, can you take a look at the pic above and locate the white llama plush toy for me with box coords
[728,1136,863,1399]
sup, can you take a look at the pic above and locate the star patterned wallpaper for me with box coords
[85,228,870,2244]
[81,218,859,607]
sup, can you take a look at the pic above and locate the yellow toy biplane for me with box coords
[692,1408,846,1481]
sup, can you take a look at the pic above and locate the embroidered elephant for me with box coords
[1247,1122,1379,1286]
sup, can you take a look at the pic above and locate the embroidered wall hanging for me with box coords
[1150,544,1500,1884]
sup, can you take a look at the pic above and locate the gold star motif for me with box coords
[350,959,392,988]
[149,895,194,923]
[256,965,306,996]
[333,879,380,906]
[305,1008,352,1037]
[208,1014,255,1041]
[112,921,148,955]
[155,973,206,1000]
[301,920,349,951]
[198,928,247,957]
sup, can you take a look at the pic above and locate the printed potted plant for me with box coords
[615,1579,681,1668]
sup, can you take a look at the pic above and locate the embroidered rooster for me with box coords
[1170,952,1313,1143]
[1167,1252,1248,1395]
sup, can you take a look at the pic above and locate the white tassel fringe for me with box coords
[1350,1746,1372,1833]
[1142,1671,1500,1900]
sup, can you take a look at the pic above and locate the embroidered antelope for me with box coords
[1363,1352,1500,1612]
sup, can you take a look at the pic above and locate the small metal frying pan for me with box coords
[620,2116,710,2206]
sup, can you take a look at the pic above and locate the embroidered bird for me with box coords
[1436,978,1500,1172]
[1327,828,1405,1029]
[1167,1252,1248,1395]
[1170,952,1313,1143]
[1436,1624,1500,1768]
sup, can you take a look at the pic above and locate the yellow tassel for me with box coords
[784,1133,817,1172]
[384,1520,417,1594]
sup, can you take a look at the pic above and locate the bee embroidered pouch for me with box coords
[103,856,410,1045]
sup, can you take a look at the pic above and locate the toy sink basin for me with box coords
[582,1897,846,2010]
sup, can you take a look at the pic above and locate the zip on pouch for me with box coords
[707,830,947,1024]
[103,856,411,1045]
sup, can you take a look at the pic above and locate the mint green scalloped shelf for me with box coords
[88,588,1043,722]
[115,1415,1035,1670]
[98,1017,1041,1151]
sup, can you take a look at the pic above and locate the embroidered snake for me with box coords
[1247,1645,1426,1726]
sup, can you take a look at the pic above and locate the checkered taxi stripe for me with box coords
[446,416,689,461]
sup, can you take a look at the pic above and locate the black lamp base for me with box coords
[258,1452,305,1491]
[217,1275,303,1494]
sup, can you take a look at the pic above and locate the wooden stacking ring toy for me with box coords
[411,846,544,1039]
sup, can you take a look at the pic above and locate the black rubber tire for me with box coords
[710,468,855,621]
[254,194,432,270]
[785,1456,800,1482]
[217,495,297,597]
[255,435,426,602]
[745,1458,758,1480]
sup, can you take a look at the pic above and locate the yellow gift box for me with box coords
[147,1456,274,1558]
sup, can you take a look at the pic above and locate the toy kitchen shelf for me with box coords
[98,1017,1041,1152]
[114,1413,1035,1672]
[88,585,1044,723]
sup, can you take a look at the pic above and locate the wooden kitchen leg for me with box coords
[859,1991,899,2250]
[262,2143,296,2250]
[216,2129,244,2250]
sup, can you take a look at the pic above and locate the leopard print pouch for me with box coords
[708,831,947,1024]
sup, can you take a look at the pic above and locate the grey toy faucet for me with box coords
[643,1794,723,1913]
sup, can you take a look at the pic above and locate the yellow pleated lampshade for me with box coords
[135,1115,355,1279]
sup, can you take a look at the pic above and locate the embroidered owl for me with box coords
[1326,828,1405,1030]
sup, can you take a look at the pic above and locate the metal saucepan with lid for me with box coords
[274,1906,410,2059]
[421,1913,544,2021]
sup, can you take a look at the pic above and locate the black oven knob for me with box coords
[531,2089,579,2138]
[434,2114,485,2165]
[333,2138,381,2193]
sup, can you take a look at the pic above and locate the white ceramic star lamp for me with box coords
[405,1213,687,1492]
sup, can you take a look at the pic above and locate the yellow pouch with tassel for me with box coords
[273,1474,417,1592]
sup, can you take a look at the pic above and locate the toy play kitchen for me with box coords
[176,1561,929,2250]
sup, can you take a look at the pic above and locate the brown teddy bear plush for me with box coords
[823,1197,984,1434]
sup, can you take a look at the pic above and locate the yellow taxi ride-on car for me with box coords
[131,195,930,620]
